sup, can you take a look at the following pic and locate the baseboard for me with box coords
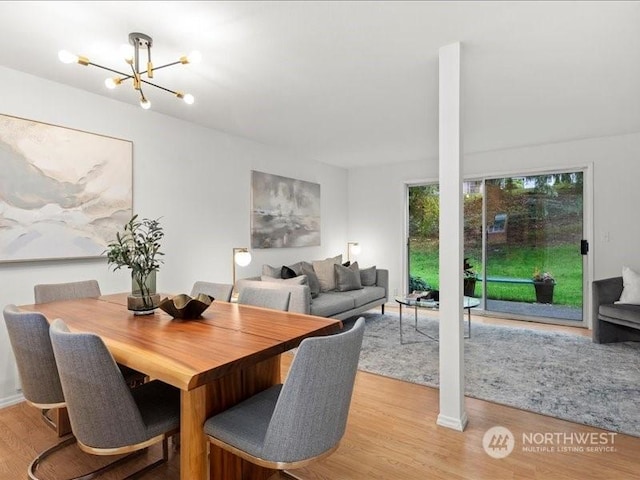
[0,392,24,409]
[437,411,469,431]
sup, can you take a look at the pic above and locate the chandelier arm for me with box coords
[138,78,179,95]
[147,60,182,74]
[87,62,131,79]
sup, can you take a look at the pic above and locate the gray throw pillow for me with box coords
[262,264,281,278]
[360,265,377,286]
[335,261,363,292]
[312,255,342,292]
[301,263,321,298]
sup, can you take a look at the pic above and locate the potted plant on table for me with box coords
[532,268,555,304]
[105,215,164,314]
[463,258,478,297]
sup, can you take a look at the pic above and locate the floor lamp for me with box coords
[347,242,361,262]
[232,247,252,297]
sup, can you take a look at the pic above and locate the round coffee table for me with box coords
[394,295,480,344]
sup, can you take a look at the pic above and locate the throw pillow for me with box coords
[286,262,303,275]
[262,264,281,278]
[312,255,342,292]
[335,261,363,292]
[342,260,351,267]
[281,265,298,279]
[301,263,321,298]
[360,265,377,286]
[616,266,640,304]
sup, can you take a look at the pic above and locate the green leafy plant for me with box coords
[409,275,430,293]
[532,268,555,283]
[105,215,164,306]
[464,258,478,279]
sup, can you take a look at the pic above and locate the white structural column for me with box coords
[436,42,468,431]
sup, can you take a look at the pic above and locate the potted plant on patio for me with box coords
[105,215,164,314]
[463,258,478,297]
[532,268,555,304]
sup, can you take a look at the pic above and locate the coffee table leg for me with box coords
[399,302,403,344]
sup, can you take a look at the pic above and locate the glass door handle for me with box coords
[581,239,589,255]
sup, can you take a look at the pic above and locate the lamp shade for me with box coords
[234,249,252,267]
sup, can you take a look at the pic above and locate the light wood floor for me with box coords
[2,316,637,480]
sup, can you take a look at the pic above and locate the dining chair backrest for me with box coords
[204,317,364,471]
[3,305,65,407]
[262,317,365,462]
[49,319,150,448]
[237,286,291,311]
[191,281,233,302]
[34,280,101,304]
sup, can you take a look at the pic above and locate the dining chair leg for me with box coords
[122,437,170,480]
[40,407,72,437]
[28,435,166,480]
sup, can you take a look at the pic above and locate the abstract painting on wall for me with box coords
[251,170,321,248]
[0,114,133,262]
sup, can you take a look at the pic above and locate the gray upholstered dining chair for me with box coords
[237,286,291,311]
[3,305,69,437]
[47,318,180,480]
[204,317,365,478]
[34,279,147,388]
[191,281,234,302]
[34,279,101,304]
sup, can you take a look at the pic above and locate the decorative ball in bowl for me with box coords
[158,294,213,319]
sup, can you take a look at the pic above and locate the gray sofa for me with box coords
[237,267,388,320]
[592,276,640,343]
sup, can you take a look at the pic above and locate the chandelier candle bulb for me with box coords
[104,77,122,89]
[57,50,77,64]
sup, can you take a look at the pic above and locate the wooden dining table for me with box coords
[20,293,342,480]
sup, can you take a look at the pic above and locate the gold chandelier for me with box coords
[58,32,200,110]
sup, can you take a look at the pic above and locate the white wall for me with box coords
[348,132,640,302]
[0,66,348,404]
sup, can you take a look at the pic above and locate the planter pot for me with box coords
[128,271,160,315]
[464,277,477,297]
[534,281,555,304]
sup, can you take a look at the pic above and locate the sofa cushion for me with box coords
[313,255,342,292]
[616,266,640,304]
[335,262,363,292]
[300,263,320,298]
[599,303,640,326]
[360,266,377,286]
[339,286,386,308]
[310,293,355,317]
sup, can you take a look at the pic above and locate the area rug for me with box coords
[347,312,640,437]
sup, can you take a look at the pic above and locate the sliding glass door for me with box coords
[483,173,584,322]
[407,170,586,325]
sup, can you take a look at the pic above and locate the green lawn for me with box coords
[410,242,583,307]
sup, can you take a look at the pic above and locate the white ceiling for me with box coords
[1,1,639,168]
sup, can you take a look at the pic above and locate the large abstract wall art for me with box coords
[0,114,133,262]
[251,171,321,248]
